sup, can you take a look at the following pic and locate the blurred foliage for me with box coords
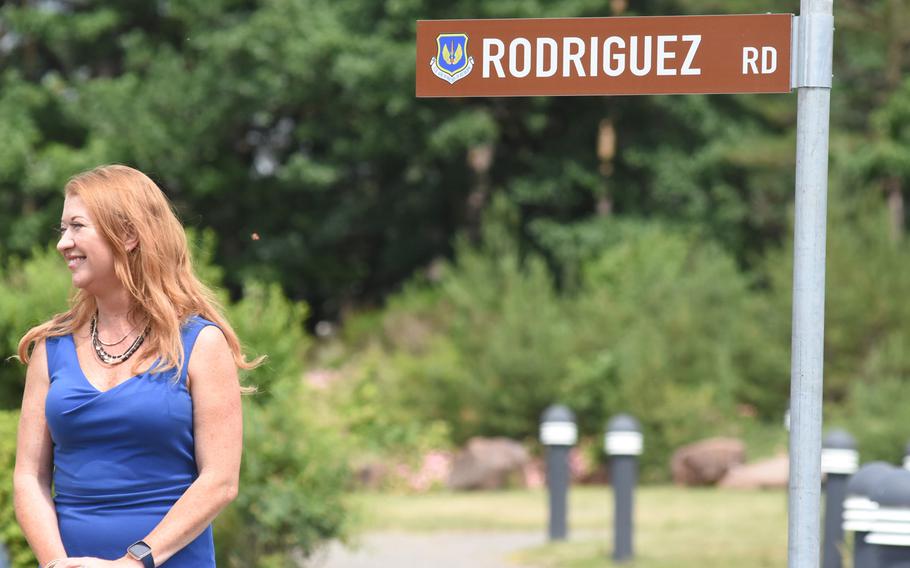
[227,280,310,399]
[341,199,788,478]
[326,344,454,458]
[0,411,31,568]
[0,246,71,408]
[217,277,352,566]
[336,179,910,478]
[835,376,910,467]
[766,179,910,466]
[565,223,782,475]
[215,377,351,567]
[764,182,910,406]
[4,0,907,323]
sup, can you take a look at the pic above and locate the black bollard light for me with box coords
[844,462,895,568]
[540,404,577,541]
[867,468,910,567]
[821,429,859,568]
[605,414,642,564]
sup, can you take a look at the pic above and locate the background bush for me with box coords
[331,202,789,479]
[214,378,351,567]
[215,278,353,566]
[0,411,31,568]
[0,246,71,409]
[331,186,910,480]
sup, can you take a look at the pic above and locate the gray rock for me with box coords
[448,437,530,490]
[670,437,746,486]
[719,454,789,490]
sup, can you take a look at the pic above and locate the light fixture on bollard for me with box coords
[540,404,577,542]
[821,429,859,568]
[867,467,910,567]
[605,414,642,564]
[844,462,894,568]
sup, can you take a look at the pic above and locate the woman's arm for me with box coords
[14,340,70,566]
[119,325,243,566]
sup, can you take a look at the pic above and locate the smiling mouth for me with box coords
[66,255,86,270]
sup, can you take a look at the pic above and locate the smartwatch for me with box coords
[127,540,154,568]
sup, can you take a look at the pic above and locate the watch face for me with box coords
[129,541,152,558]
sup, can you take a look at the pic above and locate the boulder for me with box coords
[671,437,746,486]
[719,454,789,490]
[448,437,530,490]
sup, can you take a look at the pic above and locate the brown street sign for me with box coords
[416,14,793,97]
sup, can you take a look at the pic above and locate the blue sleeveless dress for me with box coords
[44,316,217,566]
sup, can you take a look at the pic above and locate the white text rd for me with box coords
[742,46,778,75]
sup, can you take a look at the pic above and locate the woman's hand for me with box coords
[47,559,93,568]
[97,557,144,568]
[52,557,143,568]
[46,558,92,568]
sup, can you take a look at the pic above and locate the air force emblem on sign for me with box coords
[431,33,474,84]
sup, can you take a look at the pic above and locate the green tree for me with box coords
[0,0,837,320]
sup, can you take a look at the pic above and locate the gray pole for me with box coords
[902,442,910,471]
[867,468,910,567]
[788,2,835,568]
[844,462,894,568]
[540,404,577,541]
[606,414,643,564]
[821,429,858,568]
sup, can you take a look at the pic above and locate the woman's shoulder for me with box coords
[42,333,72,366]
[180,314,225,350]
[182,314,219,333]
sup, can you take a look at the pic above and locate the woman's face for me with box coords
[57,194,119,293]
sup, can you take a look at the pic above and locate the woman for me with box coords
[14,165,260,567]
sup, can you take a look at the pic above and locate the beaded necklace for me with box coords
[90,312,148,365]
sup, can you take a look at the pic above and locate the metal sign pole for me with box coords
[788,1,834,567]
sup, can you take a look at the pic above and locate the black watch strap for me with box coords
[127,540,154,568]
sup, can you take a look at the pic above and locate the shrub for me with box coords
[366,199,575,445]
[330,343,455,459]
[348,211,783,480]
[215,277,351,565]
[563,224,772,477]
[214,377,351,567]
[0,411,33,568]
[0,246,71,409]
[837,376,910,465]
[227,280,310,400]
[762,184,910,464]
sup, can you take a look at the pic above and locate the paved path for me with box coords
[308,530,547,568]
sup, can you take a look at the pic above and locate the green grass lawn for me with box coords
[350,486,789,567]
